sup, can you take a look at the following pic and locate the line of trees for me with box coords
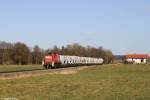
[0,41,44,65]
[0,41,114,65]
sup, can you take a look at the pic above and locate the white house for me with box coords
[125,54,149,64]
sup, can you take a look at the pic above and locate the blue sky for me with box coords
[0,0,150,54]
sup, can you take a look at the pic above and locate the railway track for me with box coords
[0,66,95,79]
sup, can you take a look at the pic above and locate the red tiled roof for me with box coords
[126,54,149,59]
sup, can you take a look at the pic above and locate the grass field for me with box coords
[0,65,44,73]
[0,64,150,100]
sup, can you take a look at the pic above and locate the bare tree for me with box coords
[32,45,43,64]
[12,42,31,65]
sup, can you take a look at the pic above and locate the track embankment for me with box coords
[0,66,96,80]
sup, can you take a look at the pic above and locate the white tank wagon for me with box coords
[43,54,104,69]
[59,55,103,65]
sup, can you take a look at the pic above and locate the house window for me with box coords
[141,59,144,63]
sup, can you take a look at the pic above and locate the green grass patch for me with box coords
[0,65,44,73]
[0,64,150,100]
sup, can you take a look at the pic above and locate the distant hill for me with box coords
[114,55,125,60]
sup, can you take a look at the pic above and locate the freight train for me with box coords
[42,53,103,69]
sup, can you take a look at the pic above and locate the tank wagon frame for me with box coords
[42,54,103,69]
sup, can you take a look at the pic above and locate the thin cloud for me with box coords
[83,32,97,36]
